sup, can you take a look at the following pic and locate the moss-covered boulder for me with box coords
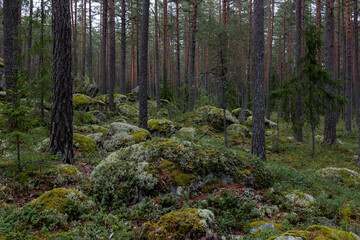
[126,86,151,102]
[196,105,239,131]
[318,167,360,186]
[89,138,271,204]
[73,94,108,113]
[117,103,139,117]
[74,125,109,135]
[285,191,314,208]
[232,108,252,123]
[95,94,128,105]
[248,220,282,235]
[74,110,100,125]
[103,122,151,152]
[73,133,98,155]
[177,127,197,138]
[89,110,107,122]
[265,118,278,129]
[143,208,216,239]
[148,119,175,136]
[30,188,87,213]
[160,99,179,112]
[268,225,360,240]
[227,124,251,139]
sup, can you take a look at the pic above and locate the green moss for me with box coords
[131,130,151,143]
[147,119,175,135]
[73,94,92,106]
[31,188,80,213]
[200,180,222,194]
[73,133,98,154]
[268,225,359,240]
[144,208,211,239]
[117,103,139,117]
[160,160,195,187]
[247,220,282,235]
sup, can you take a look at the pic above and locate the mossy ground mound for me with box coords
[143,208,215,240]
[147,119,175,136]
[318,167,360,186]
[268,225,360,240]
[89,138,271,204]
[73,94,108,113]
[73,133,98,156]
[116,103,139,117]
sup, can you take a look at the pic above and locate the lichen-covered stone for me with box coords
[285,191,314,208]
[248,220,281,235]
[73,94,107,113]
[73,133,98,155]
[318,167,360,186]
[232,108,252,123]
[227,124,251,138]
[265,118,278,129]
[268,225,360,240]
[89,110,107,122]
[117,103,139,117]
[95,94,128,105]
[177,127,197,138]
[90,138,271,204]
[103,122,151,152]
[148,119,175,136]
[160,99,180,112]
[143,208,215,239]
[196,105,239,131]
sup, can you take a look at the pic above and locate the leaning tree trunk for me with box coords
[138,0,150,129]
[324,0,337,144]
[251,0,266,161]
[50,0,74,164]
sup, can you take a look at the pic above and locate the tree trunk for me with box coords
[175,0,181,99]
[244,0,252,110]
[265,0,274,120]
[162,0,168,99]
[88,0,93,84]
[27,0,33,73]
[252,0,266,161]
[139,0,150,129]
[50,0,74,164]
[316,0,322,63]
[354,0,359,125]
[294,0,303,141]
[81,0,86,80]
[188,0,197,111]
[72,0,78,77]
[130,0,135,89]
[40,0,45,122]
[3,0,21,130]
[108,0,116,111]
[345,0,352,133]
[120,0,127,94]
[324,0,337,144]
[100,0,108,94]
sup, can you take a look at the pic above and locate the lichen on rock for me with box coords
[73,133,98,155]
[147,119,175,136]
[196,105,239,131]
[318,167,360,186]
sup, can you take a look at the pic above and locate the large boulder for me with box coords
[232,108,252,123]
[148,119,176,136]
[89,138,271,204]
[126,86,151,102]
[103,122,151,152]
[227,124,251,139]
[196,105,239,131]
[117,103,139,117]
[73,94,108,113]
[73,133,98,156]
[143,208,216,239]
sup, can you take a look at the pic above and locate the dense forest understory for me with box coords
[1,0,360,239]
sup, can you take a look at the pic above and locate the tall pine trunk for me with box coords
[175,0,181,99]
[81,0,86,80]
[120,0,127,94]
[88,0,93,84]
[108,0,116,111]
[139,0,150,129]
[188,0,197,110]
[27,0,33,73]
[324,0,337,144]
[100,0,108,94]
[345,0,352,133]
[252,0,266,161]
[50,0,74,164]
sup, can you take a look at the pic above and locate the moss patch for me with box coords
[73,133,98,155]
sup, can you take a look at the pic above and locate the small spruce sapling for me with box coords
[273,22,344,156]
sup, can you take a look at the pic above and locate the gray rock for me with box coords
[250,223,276,234]
[275,237,304,240]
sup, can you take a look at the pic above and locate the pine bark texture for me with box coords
[120,0,126,94]
[139,0,150,129]
[251,0,266,161]
[324,0,337,144]
[100,0,108,94]
[81,0,86,80]
[88,0,93,84]
[3,0,21,129]
[155,0,160,110]
[27,0,33,72]
[50,0,74,164]
[188,0,197,110]
[354,0,359,125]
[345,0,352,133]
[108,0,116,111]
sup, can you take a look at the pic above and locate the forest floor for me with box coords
[1,94,360,240]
